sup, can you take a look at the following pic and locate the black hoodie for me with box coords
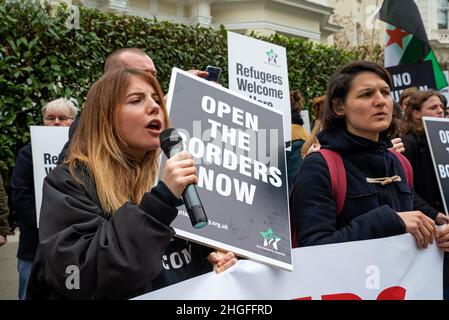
[27,163,209,299]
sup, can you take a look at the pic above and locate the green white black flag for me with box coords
[380,0,448,89]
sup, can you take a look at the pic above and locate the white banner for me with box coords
[30,126,69,227]
[227,31,291,148]
[135,234,443,300]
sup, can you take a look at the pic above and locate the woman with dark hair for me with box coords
[290,61,439,249]
[400,90,449,299]
[400,90,449,224]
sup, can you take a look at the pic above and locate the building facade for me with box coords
[416,0,449,69]
[330,0,449,69]
[75,0,341,42]
[60,0,449,70]
[329,0,384,47]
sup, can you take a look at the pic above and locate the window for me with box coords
[438,0,449,29]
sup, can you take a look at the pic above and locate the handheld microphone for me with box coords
[159,128,208,229]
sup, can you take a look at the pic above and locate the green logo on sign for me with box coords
[265,48,278,64]
[260,227,281,250]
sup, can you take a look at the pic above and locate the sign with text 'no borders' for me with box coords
[387,61,436,102]
[165,68,291,271]
[227,31,291,148]
[423,117,449,214]
[30,126,69,227]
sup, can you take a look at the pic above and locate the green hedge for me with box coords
[0,0,358,184]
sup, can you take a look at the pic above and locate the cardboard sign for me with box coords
[30,126,69,227]
[227,31,291,148]
[387,61,436,102]
[423,117,449,214]
[164,68,292,271]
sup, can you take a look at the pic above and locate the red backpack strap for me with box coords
[318,149,346,215]
[291,149,345,248]
[389,149,414,189]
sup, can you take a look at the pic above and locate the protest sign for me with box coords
[423,117,449,213]
[227,31,291,148]
[164,68,291,270]
[387,61,436,102]
[30,126,69,226]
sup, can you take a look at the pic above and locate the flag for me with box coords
[380,0,448,89]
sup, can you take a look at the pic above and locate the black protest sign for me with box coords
[423,117,449,214]
[387,61,436,102]
[163,68,291,271]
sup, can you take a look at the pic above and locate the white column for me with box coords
[176,2,184,18]
[110,0,128,10]
[150,0,158,14]
[189,0,212,27]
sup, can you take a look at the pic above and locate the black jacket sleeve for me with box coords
[402,133,418,170]
[290,153,406,247]
[402,134,439,220]
[0,175,11,236]
[11,144,36,229]
[413,191,438,220]
[31,165,178,300]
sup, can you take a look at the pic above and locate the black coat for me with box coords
[11,144,39,260]
[27,163,183,299]
[402,132,449,288]
[55,120,213,293]
[290,128,409,247]
[402,133,443,219]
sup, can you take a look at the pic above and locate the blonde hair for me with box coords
[66,68,169,214]
[301,119,321,159]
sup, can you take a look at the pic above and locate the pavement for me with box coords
[0,231,19,300]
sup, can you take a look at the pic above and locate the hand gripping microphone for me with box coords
[159,128,208,229]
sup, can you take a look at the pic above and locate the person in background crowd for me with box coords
[439,94,449,118]
[400,90,449,224]
[400,89,449,299]
[286,90,309,190]
[311,95,325,128]
[385,102,405,154]
[11,98,78,299]
[0,175,12,247]
[399,87,418,114]
[302,95,325,159]
[290,90,309,142]
[393,101,404,121]
[290,61,440,251]
[441,93,448,109]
